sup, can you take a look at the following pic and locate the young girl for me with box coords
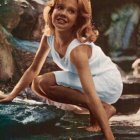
[0,0,123,139]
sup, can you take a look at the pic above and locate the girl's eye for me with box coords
[55,5,64,10]
[68,9,75,14]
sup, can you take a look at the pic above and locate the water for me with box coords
[0,98,140,140]
[12,38,39,53]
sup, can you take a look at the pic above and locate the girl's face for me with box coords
[51,0,78,32]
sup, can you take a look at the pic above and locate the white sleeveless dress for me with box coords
[47,36,123,105]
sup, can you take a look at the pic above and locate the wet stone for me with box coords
[123,82,140,95]
[122,73,140,95]
[0,100,103,140]
[0,99,140,140]
[0,100,64,139]
[114,94,140,114]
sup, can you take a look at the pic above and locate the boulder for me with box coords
[0,0,23,31]
[0,24,14,81]
[11,0,46,40]
[0,99,140,140]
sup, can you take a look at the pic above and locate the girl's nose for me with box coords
[60,9,67,15]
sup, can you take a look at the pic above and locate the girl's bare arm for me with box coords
[70,45,115,140]
[0,35,51,102]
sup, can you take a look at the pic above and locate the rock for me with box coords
[0,99,103,140]
[114,95,140,114]
[0,99,140,140]
[11,0,46,40]
[123,80,140,94]
[122,72,140,95]
[0,0,23,32]
[0,24,14,81]
[0,0,46,40]
[0,99,64,125]
[0,99,64,139]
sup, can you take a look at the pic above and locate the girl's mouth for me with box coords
[56,17,67,24]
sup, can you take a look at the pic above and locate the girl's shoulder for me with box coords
[68,39,95,58]
[73,38,98,51]
[73,38,93,46]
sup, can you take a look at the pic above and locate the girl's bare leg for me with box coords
[32,73,89,106]
[32,73,116,132]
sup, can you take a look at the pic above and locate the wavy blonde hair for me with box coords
[43,0,99,42]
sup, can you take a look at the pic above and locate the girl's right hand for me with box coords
[0,91,14,103]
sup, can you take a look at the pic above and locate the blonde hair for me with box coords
[43,0,99,42]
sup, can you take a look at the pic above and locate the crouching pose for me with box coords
[0,0,123,139]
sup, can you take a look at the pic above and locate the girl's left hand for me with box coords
[0,91,14,103]
[0,91,8,99]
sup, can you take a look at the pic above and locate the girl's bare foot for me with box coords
[86,121,101,132]
[86,103,116,132]
[86,112,101,132]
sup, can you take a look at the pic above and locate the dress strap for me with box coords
[47,36,54,48]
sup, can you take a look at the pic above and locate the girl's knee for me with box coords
[31,73,57,94]
[31,76,41,92]
[39,73,56,91]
